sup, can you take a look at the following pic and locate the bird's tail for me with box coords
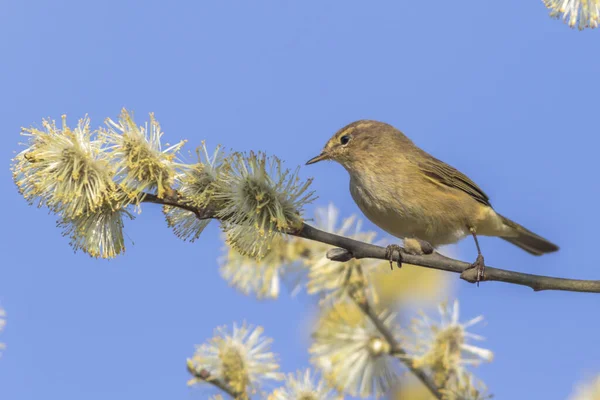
[498,214,559,256]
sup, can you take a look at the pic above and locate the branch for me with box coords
[142,193,215,219]
[148,192,446,396]
[142,194,600,293]
[186,362,245,399]
[295,223,600,293]
[353,294,443,399]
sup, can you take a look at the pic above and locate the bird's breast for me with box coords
[348,172,478,246]
[349,173,414,237]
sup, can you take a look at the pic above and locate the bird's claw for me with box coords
[385,244,403,270]
[468,254,486,286]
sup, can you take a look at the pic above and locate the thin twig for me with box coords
[186,363,245,399]
[142,194,600,293]
[142,193,214,219]
[358,302,443,398]
[350,282,443,399]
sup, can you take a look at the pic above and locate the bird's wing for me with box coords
[416,151,492,207]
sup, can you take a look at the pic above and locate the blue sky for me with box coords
[1,1,599,399]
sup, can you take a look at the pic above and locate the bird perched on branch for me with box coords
[306,120,558,282]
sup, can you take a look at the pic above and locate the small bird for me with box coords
[306,120,558,282]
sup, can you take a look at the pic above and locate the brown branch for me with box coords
[352,293,443,399]
[142,193,215,219]
[140,191,600,399]
[186,363,245,399]
[149,191,444,397]
[142,194,600,293]
[295,223,600,293]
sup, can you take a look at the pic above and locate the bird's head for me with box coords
[306,120,411,170]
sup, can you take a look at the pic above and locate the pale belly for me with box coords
[349,176,505,247]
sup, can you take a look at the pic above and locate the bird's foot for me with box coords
[466,254,486,286]
[385,244,403,270]
[415,239,434,255]
[403,238,434,255]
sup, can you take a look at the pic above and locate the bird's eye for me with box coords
[340,135,351,145]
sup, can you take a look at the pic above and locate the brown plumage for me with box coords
[306,120,558,278]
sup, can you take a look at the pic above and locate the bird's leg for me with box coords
[385,238,435,271]
[385,238,434,270]
[466,227,485,286]
[385,244,403,270]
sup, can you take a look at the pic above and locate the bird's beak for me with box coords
[306,152,328,165]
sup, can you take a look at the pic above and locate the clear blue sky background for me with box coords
[1,1,599,399]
